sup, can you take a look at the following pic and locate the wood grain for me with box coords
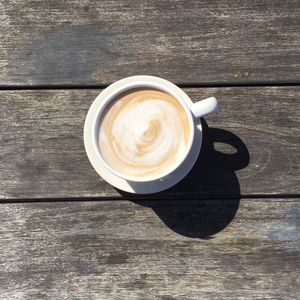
[0,198,299,299]
[0,87,299,199]
[0,0,299,86]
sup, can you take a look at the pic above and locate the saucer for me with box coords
[84,85,202,194]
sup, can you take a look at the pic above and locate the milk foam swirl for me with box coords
[99,89,190,179]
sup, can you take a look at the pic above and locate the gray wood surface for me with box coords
[1,0,299,86]
[1,87,299,199]
[1,1,300,299]
[0,199,299,300]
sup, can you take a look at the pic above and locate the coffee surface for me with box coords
[99,88,190,179]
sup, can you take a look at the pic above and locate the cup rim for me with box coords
[92,75,195,182]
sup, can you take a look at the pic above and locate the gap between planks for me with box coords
[1,194,300,204]
[0,81,300,90]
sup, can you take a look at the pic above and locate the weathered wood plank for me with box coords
[0,87,299,199]
[0,0,299,85]
[0,199,299,299]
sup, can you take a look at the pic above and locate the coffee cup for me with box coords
[89,75,218,183]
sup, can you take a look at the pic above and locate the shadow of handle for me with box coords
[204,125,250,171]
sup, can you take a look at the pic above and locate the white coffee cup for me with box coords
[91,75,218,183]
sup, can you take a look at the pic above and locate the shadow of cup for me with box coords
[117,119,250,238]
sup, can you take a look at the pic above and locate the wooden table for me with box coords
[1,1,299,299]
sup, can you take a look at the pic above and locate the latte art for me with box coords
[99,88,190,179]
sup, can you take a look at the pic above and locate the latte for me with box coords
[98,88,190,179]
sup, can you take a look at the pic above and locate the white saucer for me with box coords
[84,85,202,194]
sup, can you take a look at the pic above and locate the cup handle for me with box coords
[190,97,219,119]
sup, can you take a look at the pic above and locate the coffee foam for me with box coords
[99,88,190,179]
